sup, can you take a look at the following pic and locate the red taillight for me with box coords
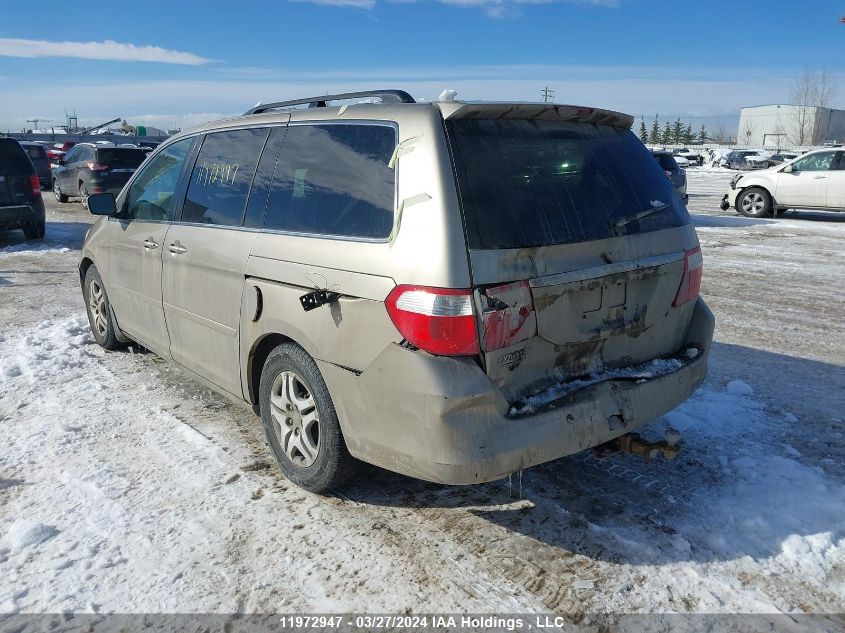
[86,162,109,170]
[385,285,479,356]
[30,174,41,196]
[480,280,537,351]
[673,247,703,307]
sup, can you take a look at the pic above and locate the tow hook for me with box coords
[595,429,682,462]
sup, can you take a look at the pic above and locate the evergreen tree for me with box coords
[639,119,648,143]
[661,121,672,145]
[683,124,693,145]
[672,118,684,145]
[649,117,661,144]
[698,124,708,143]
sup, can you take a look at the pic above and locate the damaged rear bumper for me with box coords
[319,297,715,485]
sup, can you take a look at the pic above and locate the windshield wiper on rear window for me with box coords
[612,202,671,228]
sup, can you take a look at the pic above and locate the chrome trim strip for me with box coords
[529,252,684,288]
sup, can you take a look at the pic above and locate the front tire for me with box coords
[736,187,773,218]
[54,180,68,203]
[84,265,123,350]
[259,343,356,493]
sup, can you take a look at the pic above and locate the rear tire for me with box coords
[84,265,123,350]
[259,343,356,493]
[23,221,45,240]
[54,180,68,203]
[736,187,773,218]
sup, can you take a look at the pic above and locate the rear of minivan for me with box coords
[0,138,46,239]
[78,98,712,491]
[336,104,713,484]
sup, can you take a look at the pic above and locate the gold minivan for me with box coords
[80,90,714,492]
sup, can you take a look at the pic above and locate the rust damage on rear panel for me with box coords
[600,304,649,339]
[554,338,605,377]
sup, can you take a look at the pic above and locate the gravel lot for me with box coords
[0,169,843,617]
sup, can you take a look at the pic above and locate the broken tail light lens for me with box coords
[480,280,537,351]
[385,285,480,356]
[673,246,703,307]
[30,174,41,196]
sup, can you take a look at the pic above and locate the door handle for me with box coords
[169,241,187,254]
[143,239,159,250]
[813,175,827,179]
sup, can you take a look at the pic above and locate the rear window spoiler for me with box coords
[435,102,634,129]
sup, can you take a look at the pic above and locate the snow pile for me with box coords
[726,379,754,395]
[3,520,59,552]
[510,357,686,415]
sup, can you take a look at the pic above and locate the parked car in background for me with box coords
[745,152,772,170]
[651,150,688,201]
[79,90,713,493]
[673,148,703,166]
[53,143,147,208]
[19,142,52,190]
[723,150,764,170]
[767,151,799,167]
[721,148,844,217]
[0,137,46,239]
[673,154,691,168]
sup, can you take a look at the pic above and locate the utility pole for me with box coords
[26,118,48,131]
[541,86,555,104]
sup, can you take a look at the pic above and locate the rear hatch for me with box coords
[442,105,702,405]
[22,144,50,180]
[0,138,38,207]
[94,148,147,186]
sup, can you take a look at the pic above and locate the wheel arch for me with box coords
[79,256,95,289]
[246,332,297,405]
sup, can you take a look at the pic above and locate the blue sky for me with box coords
[0,0,842,133]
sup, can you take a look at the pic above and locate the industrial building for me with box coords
[736,104,845,148]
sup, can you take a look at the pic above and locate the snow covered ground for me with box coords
[1,172,843,618]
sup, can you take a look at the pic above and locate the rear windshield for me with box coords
[447,119,689,250]
[97,148,146,167]
[23,145,47,161]
[0,139,34,174]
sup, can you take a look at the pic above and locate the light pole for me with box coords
[541,86,555,104]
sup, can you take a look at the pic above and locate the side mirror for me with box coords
[87,192,117,216]
[782,164,793,174]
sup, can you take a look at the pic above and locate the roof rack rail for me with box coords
[244,90,416,115]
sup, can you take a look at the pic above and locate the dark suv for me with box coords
[0,137,46,239]
[53,143,147,207]
[20,142,52,189]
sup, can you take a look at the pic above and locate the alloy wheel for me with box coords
[269,371,320,468]
[741,192,765,214]
[87,279,108,337]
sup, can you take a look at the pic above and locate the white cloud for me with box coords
[2,64,841,132]
[0,38,211,65]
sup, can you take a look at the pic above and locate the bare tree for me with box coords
[789,68,838,145]
[815,68,837,108]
